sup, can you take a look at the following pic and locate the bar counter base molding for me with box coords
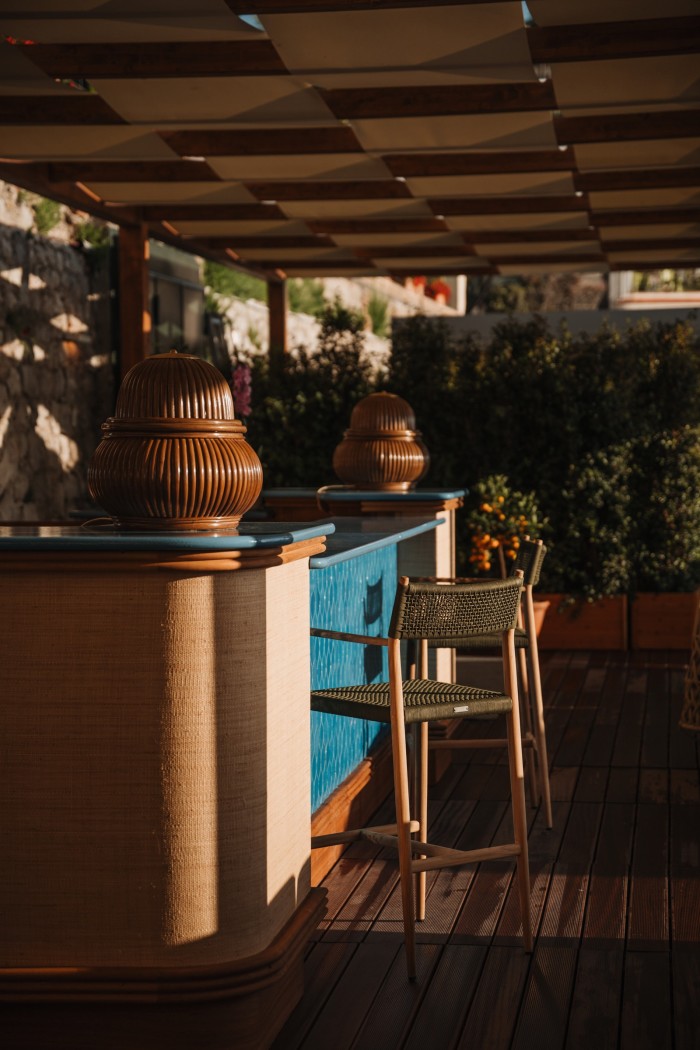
[0,888,327,1050]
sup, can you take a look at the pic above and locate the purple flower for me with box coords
[232,363,252,418]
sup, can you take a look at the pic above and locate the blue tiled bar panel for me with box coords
[309,545,396,811]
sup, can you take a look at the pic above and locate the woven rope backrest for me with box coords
[389,576,523,641]
[513,539,547,587]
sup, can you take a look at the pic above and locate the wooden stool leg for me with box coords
[504,633,533,952]
[528,639,553,829]
[415,720,428,921]
[389,640,416,979]
[518,644,539,807]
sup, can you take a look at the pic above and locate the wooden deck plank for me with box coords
[611,664,647,767]
[640,664,670,769]
[582,803,634,947]
[297,941,399,1050]
[620,951,673,1050]
[454,946,531,1050]
[274,651,700,1050]
[672,945,700,1050]
[271,942,357,1050]
[669,802,700,945]
[510,945,578,1050]
[627,804,670,951]
[565,947,624,1050]
[401,945,485,1050]
[350,944,442,1050]
[538,802,603,943]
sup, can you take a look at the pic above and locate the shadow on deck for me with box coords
[275,650,700,1050]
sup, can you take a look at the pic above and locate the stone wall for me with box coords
[0,188,114,520]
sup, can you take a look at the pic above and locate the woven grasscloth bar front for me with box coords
[0,524,329,1050]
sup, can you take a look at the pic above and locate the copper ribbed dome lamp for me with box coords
[88,351,263,530]
[332,391,430,491]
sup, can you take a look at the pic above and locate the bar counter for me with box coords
[0,513,444,1049]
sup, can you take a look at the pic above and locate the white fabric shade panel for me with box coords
[0,1,697,276]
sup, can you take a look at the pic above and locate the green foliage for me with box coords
[287,278,326,318]
[245,300,381,486]
[31,196,61,235]
[389,313,700,598]
[203,260,266,313]
[629,426,700,592]
[366,292,390,338]
[74,220,111,249]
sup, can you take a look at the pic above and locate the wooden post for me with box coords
[118,220,151,383]
[268,278,287,376]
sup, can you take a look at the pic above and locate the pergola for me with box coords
[1,0,699,375]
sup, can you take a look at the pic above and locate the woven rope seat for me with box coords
[311,678,512,725]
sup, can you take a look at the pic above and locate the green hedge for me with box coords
[242,308,700,598]
[389,314,700,598]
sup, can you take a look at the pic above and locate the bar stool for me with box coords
[428,538,553,828]
[310,573,532,979]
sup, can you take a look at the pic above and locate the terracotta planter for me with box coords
[537,594,629,650]
[630,592,699,650]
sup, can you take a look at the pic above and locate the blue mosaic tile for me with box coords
[309,545,397,811]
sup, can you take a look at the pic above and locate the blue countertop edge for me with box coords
[310,516,444,568]
[264,486,467,502]
[0,521,335,552]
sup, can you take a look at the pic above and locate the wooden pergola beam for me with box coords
[555,110,700,145]
[260,258,369,269]
[0,94,125,125]
[389,265,496,276]
[246,179,412,200]
[226,0,506,10]
[267,279,287,375]
[308,218,448,233]
[529,16,700,64]
[428,195,589,215]
[118,221,151,383]
[611,257,700,270]
[318,81,556,120]
[354,245,476,258]
[139,203,287,221]
[192,235,337,249]
[592,207,700,226]
[19,40,286,78]
[460,227,598,244]
[602,237,700,252]
[575,167,700,192]
[488,252,606,265]
[46,161,221,184]
[384,150,573,177]
[160,126,364,157]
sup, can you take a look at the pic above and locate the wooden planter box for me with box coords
[537,594,629,650]
[630,592,699,650]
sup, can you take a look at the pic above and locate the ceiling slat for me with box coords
[384,150,573,177]
[246,180,413,200]
[161,127,363,157]
[592,207,700,226]
[139,204,287,220]
[19,40,287,79]
[556,110,700,145]
[529,16,700,64]
[319,82,556,121]
[0,94,125,125]
[308,218,447,233]
[428,195,589,215]
[46,161,221,183]
[575,167,700,192]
